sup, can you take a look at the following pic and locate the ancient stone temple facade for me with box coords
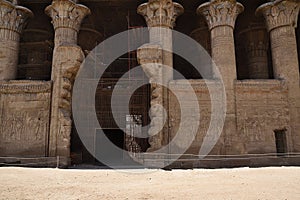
[0,0,299,168]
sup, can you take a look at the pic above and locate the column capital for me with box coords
[256,0,300,32]
[137,0,184,29]
[45,0,90,33]
[0,0,33,40]
[197,0,244,30]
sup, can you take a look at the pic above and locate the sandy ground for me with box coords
[0,167,300,200]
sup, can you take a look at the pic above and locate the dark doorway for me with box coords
[95,129,125,164]
[103,129,125,150]
[274,130,287,156]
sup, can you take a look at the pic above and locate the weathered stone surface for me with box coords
[48,45,84,157]
[198,0,245,154]
[235,80,290,154]
[169,79,290,155]
[0,0,299,168]
[190,19,211,55]
[169,80,225,155]
[0,81,51,157]
[47,0,89,158]
[197,0,244,31]
[0,0,33,80]
[239,22,269,79]
[256,0,299,32]
[257,0,300,152]
[138,0,183,152]
[137,0,183,29]
[137,44,164,151]
[45,0,90,47]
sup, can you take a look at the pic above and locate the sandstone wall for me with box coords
[235,80,290,154]
[169,79,290,156]
[169,80,223,155]
[0,81,51,157]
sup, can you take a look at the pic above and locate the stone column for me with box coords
[137,44,164,151]
[190,19,211,55]
[137,0,183,151]
[0,0,32,80]
[45,0,90,159]
[239,23,269,79]
[190,18,213,79]
[198,0,245,154]
[257,0,300,151]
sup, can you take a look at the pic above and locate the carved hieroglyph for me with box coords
[198,0,245,154]
[137,0,183,151]
[46,0,90,157]
[257,0,300,151]
[0,0,33,80]
[137,44,164,151]
[235,80,290,154]
[0,81,51,157]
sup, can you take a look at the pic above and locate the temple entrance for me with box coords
[94,75,150,166]
[95,129,125,164]
[70,47,150,165]
[274,130,287,156]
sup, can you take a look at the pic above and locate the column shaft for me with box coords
[257,0,300,151]
[270,26,299,85]
[138,0,183,151]
[45,0,90,157]
[198,0,245,154]
[0,0,32,80]
[239,24,269,79]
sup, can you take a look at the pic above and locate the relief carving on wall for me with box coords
[236,81,290,153]
[238,108,289,142]
[0,81,51,156]
[1,111,49,141]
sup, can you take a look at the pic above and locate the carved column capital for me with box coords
[256,0,300,32]
[197,0,244,30]
[0,0,33,40]
[0,0,32,80]
[45,0,90,33]
[137,0,184,29]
